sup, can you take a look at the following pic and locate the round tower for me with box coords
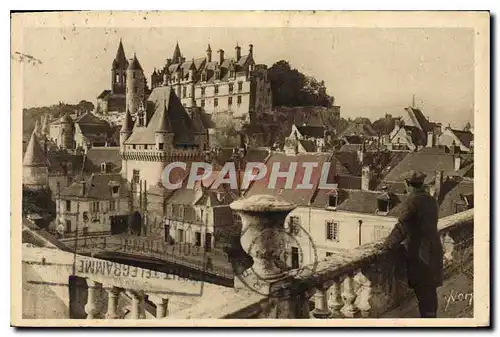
[59,113,74,150]
[119,109,134,179]
[23,131,49,188]
[126,53,145,116]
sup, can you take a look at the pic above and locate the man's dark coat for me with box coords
[384,188,444,288]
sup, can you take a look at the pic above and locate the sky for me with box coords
[20,27,474,128]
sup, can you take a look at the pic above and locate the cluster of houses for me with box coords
[21,40,474,270]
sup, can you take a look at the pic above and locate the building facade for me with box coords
[151,42,272,122]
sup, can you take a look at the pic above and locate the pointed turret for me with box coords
[128,53,143,71]
[172,42,182,63]
[23,131,48,167]
[23,131,49,188]
[33,119,40,137]
[112,39,128,69]
[121,109,134,133]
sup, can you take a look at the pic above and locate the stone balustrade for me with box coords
[225,195,474,319]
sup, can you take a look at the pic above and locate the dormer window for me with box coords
[376,193,391,215]
[214,85,219,95]
[112,186,119,194]
[326,189,338,209]
[100,162,108,173]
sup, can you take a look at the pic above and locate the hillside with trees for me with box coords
[268,60,334,107]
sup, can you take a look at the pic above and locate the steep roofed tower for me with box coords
[119,109,134,178]
[23,131,49,188]
[111,39,129,95]
[126,53,146,117]
[172,42,182,64]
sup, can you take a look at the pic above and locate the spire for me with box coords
[120,109,134,132]
[128,53,143,71]
[206,43,212,52]
[113,39,128,69]
[23,131,48,167]
[172,42,182,63]
[412,94,416,108]
[33,119,40,136]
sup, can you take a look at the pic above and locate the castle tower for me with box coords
[111,39,129,94]
[155,93,174,151]
[23,131,49,188]
[186,59,196,108]
[59,112,74,150]
[126,53,145,116]
[172,42,182,64]
[120,109,134,178]
[206,44,212,62]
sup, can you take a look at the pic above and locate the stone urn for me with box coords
[230,194,296,281]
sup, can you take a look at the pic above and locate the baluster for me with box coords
[311,285,332,318]
[328,279,344,315]
[104,286,121,319]
[150,295,168,318]
[85,279,101,319]
[126,290,144,319]
[354,270,372,317]
[341,274,359,317]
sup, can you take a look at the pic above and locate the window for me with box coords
[166,204,173,219]
[109,200,116,211]
[100,162,107,173]
[65,200,71,212]
[115,73,119,82]
[92,201,100,213]
[132,170,140,184]
[195,232,201,246]
[178,205,184,220]
[229,83,234,92]
[112,186,119,194]
[214,85,219,94]
[133,72,136,79]
[183,86,187,98]
[289,216,301,235]
[326,221,339,242]
[228,97,233,106]
[177,229,184,243]
[201,99,205,107]
[132,145,136,150]
[158,143,164,150]
[326,252,333,257]
[214,98,218,107]
[237,96,242,105]
[201,87,205,96]
[376,198,391,214]
[238,82,243,91]
[328,194,338,208]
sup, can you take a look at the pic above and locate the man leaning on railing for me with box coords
[376,170,444,318]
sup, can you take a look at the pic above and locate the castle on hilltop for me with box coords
[96,40,273,123]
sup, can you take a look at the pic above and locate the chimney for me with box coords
[235,44,241,61]
[434,170,443,200]
[249,44,253,56]
[218,49,224,65]
[454,155,461,171]
[206,44,212,62]
[426,131,434,147]
[361,166,371,191]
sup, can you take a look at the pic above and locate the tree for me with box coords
[77,100,95,113]
[268,60,334,107]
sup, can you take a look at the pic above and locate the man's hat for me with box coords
[400,170,427,185]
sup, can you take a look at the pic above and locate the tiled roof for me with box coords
[74,112,109,125]
[120,109,134,132]
[296,125,325,138]
[23,132,49,167]
[97,90,111,99]
[298,139,316,152]
[128,54,143,71]
[84,147,122,173]
[450,129,474,147]
[124,86,196,145]
[439,178,473,217]
[59,173,129,200]
[404,107,436,133]
[338,122,377,138]
[342,135,363,144]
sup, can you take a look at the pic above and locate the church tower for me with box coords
[126,53,145,116]
[111,39,129,94]
[23,131,49,188]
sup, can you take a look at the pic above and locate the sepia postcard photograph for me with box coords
[10,10,490,327]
